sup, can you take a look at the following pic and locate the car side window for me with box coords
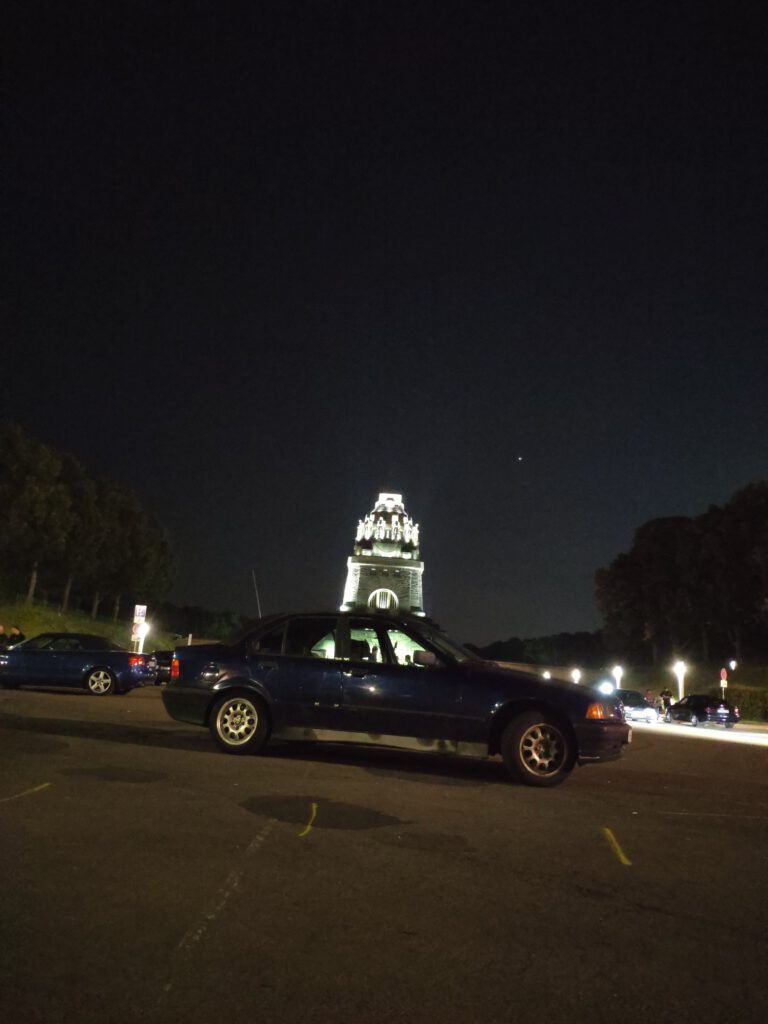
[51,638,82,651]
[284,618,338,660]
[346,620,386,663]
[385,628,431,667]
[249,624,285,656]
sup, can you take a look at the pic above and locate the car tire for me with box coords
[664,711,672,723]
[86,668,116,696]
[500,711,575,787]
[725,723,734,729]
[210,692,269,755]
[690,714,699,727]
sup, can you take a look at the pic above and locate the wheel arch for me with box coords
[488,699,577,756]
[82,663,116,685]
[204,681,273,734]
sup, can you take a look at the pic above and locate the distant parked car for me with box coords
[0,633,156,695]
[162,610,631,787]
[615,688,659,724]
[664,694,740,728]
[148,650,173,685]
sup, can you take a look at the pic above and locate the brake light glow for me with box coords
[170,657,180,680]
[129,655,144,667]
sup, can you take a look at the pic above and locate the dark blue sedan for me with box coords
[0,632,156,695]
[162,612,630,787]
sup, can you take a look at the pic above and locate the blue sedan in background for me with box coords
[0,633,156,695]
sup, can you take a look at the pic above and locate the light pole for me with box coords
[611,665,624,690]
[137,621,150,655]
[673,660,687,702]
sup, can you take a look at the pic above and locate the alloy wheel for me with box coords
[217,697,259,746]
[518,722,567,777]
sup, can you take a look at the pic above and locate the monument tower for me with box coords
[340,492,425,615]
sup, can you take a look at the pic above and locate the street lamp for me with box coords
[571,669,582,684]
[611,664,624,689]
[137,621,150,655]
[673,660,687,701]
[729,660,737,671]
[542,671,551,680]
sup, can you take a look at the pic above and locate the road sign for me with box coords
[132,605,147,645]
[720,668,727,681]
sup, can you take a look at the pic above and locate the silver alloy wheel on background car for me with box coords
[87,669,116,696]
[690,714,699,727]
[215,696,260,747]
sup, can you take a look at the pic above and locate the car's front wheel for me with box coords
[664,711,672,723]
[500,711,575,787]
[210,692,269,755]
[86,668,116,696]
[690,714,699,727]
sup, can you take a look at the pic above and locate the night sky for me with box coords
[5,1,767,645]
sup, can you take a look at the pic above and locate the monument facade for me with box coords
[340,492,425,615]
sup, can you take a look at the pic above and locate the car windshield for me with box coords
[19,635,55,650]
[419,627,480,664]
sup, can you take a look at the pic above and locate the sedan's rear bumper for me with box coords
[575,720,631,763]
[162,685,212,726]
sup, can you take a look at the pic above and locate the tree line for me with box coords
[595,482,768,665]
[0,422,174,620]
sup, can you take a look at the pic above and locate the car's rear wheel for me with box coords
[500,711,575,787]
[86,668,116,696]
[210,692,268,755]
[725,723,734,729]
[690,714,699,727]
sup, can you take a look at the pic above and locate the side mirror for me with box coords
[413,649,438,667]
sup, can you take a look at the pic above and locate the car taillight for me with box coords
[734,707,740,715]
[586,703,606,719]
[129,655,144,667]
[705,706,714,714]
[170,657,180,680]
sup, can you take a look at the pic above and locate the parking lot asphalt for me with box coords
[2,686,767,1024]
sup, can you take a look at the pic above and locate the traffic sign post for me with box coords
[132,605,147,653]
[720,668,728,701]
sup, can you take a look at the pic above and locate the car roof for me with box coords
[32,632,117,645]
[233,610,441,640]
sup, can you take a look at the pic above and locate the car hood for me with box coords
[465,661,598,704]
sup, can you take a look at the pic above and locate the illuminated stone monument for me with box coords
[341,492,425,615]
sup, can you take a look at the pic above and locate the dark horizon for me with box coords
[5,1,767,646]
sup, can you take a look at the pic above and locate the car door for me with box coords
[13,636,59,685]
[674,697,690,722]
[340,619,462,742]
[50,637,87,684]
[247,616,344,730]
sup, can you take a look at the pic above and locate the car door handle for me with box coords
[343,669,369,678]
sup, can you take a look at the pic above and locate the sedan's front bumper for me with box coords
[575,720,631,763]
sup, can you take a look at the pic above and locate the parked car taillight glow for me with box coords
[129,655,144,667]
[170,657,180,680]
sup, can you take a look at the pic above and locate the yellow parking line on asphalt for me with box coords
[601,827,632,866]
[299,801,318,837]
[0,782,51,805]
